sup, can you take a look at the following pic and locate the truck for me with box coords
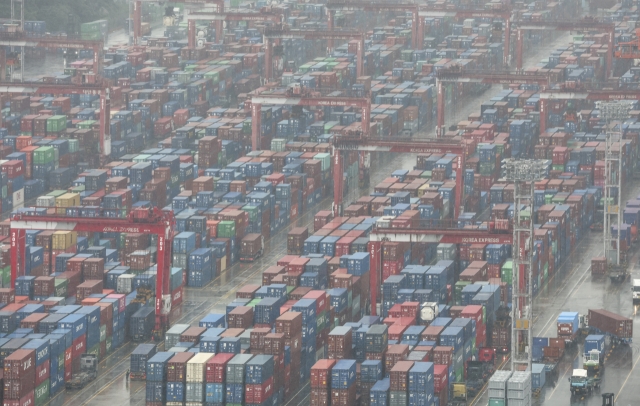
[557,311,590,346]
[588,309,633,345]
[465,360,494,397]
[569,368,600,397]
[240,233,265,262]
[66,354,98,389]
[449,382,468,406]
[490,306,511,354]
[632,279,640,304]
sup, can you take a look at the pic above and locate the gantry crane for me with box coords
[366,221,514,315]
[325,2,423,50]
[332,136,467,221]
[131,0,225,45]
[263,28,365,81]
[615,28,640,59]
[435,68,551,137]
[10,207,176,335]
[420,8,512,67]
[537,89,640,133]
[514,18,615,78]
[0,81,113,157]
[186,10,285,47]
[0,32,104,81]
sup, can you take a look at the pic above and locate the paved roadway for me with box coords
[20,22,615,406]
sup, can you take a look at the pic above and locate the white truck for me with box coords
[632,279,640,304]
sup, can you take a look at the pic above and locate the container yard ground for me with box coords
[38,29,584,406]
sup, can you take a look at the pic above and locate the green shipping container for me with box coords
[501,261,513,284]
[87,343,100,360]
[1,267,10,288]
[242,205,260,223]
[77,120,96,130]
[68,139,79,153]
[217,221,236,238]
[106,337,113,353]
[46,115,67,133]
[35,379,50,406]
[54,278,68,297]
[488,399,506,406]
[100,325,107,342]
[33,146,55,164]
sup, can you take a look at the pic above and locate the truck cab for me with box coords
[632,279,640,304]
[570,368,599,397]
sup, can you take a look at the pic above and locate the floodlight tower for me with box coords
[503,158,546,395]
[598,101,632,267]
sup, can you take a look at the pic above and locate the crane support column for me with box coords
[251,102,262,151]
[9,228,25,286]
[265,38,273,81]
[539,99,547,134]
[607,29,613,78]
[436,80,445,138]
[327,10,334,50]
[333,147,344,217]
[368,240,382,316]
[504,19,511,67]
[100,90,111,157]
[0,48,5,82]
[516,28,523,71]
[133,0,142,46]
[356,38,364,77]
[188,20,196,48]
[417,14,424,50]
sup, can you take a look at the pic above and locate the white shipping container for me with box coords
[36,196,56,207]
[186,352,215,382]
[12,189,24,209]
[116,274,135,294]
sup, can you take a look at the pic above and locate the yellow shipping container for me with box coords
[52,231,77,250]
[55,193,81,214]
[418,184,431,197]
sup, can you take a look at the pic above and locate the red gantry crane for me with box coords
[365,219,514,315]
[10,208,177,335]
[131,0,225,45]
[0,81,113,156]
[538,89,640,133]
[615,28,640,59]
[514,18,615,78]
[263,27,365,81]
[419,7,513,67]
[326,2,423,50]
[0,32,104,81]
[186,10,285,47]
[435,68,551,137]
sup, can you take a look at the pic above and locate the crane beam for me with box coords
[263,29,364,79]
[515,19,614,77]
[187,10,282,45]
[435,69,550,137]
[10,209,175,333]
[0,81,111,156]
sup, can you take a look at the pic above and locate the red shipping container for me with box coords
[432,346,454,365]
[245,376,274,404]
[330,385,356,406]
[1,161,24,179]
[310,359,335,388]
[35,360,49,387]
[2,390,33,406]
[72,335,86,358]
[205,353,235,383]
[302,290,327,315]
[434,364,449,393]
[390,361,414,391]
[310,388,330,406]
[167,352,194,382]
[0,288,15,304]
[3,349,35,380]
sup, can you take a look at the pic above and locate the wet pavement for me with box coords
[19,24,619,406]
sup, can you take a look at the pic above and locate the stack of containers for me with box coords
[507,371,531,406]
[205,353,235,404]
[166,352,194,404]
[225,354,253,405]
[330,359,357,406]
[186,353,215,403]
[310,359,335,406]
[130,344,157,381]
[146,352,174,405]
[245,355,275,405]
[4,349,36,406]
[488,370,512,406]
